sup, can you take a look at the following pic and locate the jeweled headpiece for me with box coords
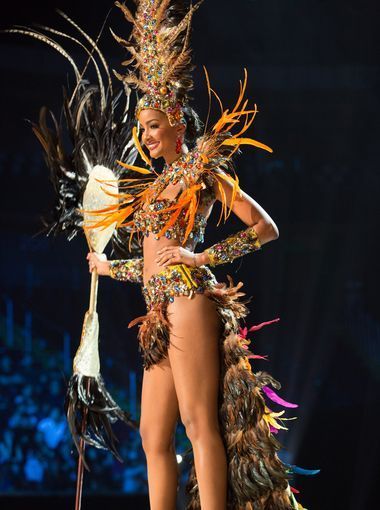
[113,0,201,126]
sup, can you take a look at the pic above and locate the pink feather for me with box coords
[247,353,268,360]
[249,318,280,332]
[262,386,299,408]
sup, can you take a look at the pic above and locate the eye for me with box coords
[150,123,159,129]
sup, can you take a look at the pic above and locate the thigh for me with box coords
[167,294,222,426]
[140,356,180,448]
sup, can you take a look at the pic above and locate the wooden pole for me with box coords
[74,381,90,510]
[74,250,98,510]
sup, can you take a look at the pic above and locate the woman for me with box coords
[87,1,305,509]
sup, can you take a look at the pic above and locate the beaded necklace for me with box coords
[131,149,210,244]
[146,149,204,204]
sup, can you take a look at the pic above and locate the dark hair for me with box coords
[183,105,204,148]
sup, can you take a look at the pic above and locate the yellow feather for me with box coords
[116,159,153,175]
[210,87,224,117]
[202,65,212,136]
[222,137,273,153]
[132,126,152,167]
[215,179,227,226]
[231,68,248,115]
[117,177,153,182]
[214,171,240,221]
[263,413,288,431]
[233,106,258,138]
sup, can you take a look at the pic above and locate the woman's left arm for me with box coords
[200,173,279,267]
[155,172,279,268]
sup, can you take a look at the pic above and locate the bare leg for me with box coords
[167,294,227,510]
[140,357,180,510]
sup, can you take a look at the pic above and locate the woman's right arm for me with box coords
[87,253,144,283]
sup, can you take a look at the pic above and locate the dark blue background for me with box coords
[0,1,379,508]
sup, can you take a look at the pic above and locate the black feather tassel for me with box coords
[65,373,138,470]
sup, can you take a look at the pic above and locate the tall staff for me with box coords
[69,165,130,510]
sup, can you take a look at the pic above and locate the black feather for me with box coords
[65,373,138,470]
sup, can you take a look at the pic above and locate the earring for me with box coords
[175,136,182,154]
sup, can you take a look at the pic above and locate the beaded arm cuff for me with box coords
[205,225,262,267]
[109,258,144,284]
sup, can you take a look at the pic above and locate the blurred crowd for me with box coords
[0,349,148,494]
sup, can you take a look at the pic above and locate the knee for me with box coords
[182,412,221,445]
[139,424,175,457]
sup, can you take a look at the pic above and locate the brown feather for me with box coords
[114,1,136,24]
[155,0,171,25]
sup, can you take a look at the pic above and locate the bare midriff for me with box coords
[142,236,195,284]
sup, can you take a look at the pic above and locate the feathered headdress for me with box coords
[112,0,202,126]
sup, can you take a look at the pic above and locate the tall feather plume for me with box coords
[3,28,82,83]
[4,12,142,257]
[56,9,113,99]
[33,24,107,111]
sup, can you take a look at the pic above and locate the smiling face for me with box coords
[138,109,185,164]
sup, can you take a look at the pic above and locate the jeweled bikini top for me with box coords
[132,151,216,246]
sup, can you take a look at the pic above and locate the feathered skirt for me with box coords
[129,263,302,510]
